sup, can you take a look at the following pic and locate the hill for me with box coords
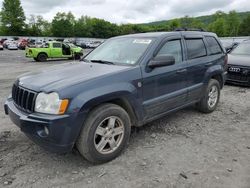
[142,11,250,27]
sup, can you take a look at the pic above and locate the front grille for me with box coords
[12,84,37,112]
[227,74,249,82]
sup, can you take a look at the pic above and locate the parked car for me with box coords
[7,43,18,50]
[3,39,15,48]
[18,39,29,50]
[4,31,227,163]
[221,40,239,53]
[25,41,83,62]
[88,41,102,48]
[226,40,250,86]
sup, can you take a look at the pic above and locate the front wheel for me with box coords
[76,103,131,163]
[74,53,81,60]
[196,79,220,113]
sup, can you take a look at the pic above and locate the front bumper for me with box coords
[25,53,33,58]
[226,67,250,86]
[4,98,85,153]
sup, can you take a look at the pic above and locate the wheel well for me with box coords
[37,52,48,58]
[108,98,138,126]
[85,98,138,127]
[211,74,223,88]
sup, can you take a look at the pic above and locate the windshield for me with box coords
[84,37,153,65]
[68,43,77,48]
[230,42,250,55]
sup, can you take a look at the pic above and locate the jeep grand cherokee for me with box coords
[4,31,227,163]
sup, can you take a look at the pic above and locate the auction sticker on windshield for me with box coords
[133,39,152,44]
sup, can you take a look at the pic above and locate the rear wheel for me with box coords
[37,53,47,62]
[76,103,131,163]
[196,79,220,113]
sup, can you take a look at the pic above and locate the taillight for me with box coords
[224,54,228,70]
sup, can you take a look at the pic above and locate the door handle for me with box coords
[205,63,213,67]
[176,69,187,74]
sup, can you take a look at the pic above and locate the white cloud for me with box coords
[0,0,249,23]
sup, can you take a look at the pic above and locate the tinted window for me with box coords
[205,36,222,55]
[156,40,183,64]
[53,43,61,48]
[186,39,206,59]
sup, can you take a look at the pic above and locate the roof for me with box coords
[114,31,216,39]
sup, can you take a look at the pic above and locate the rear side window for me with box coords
[186,39,207,59]
[53,43,61,48]
[205,36,222,55]
[156,40,183,64]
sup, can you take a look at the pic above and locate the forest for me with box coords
[0,0,250,38]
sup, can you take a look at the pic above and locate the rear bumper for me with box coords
[4,98,85,153]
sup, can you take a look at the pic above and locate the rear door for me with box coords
[142,36,188,119]
[184,36,210,102]
[51,42,63,58]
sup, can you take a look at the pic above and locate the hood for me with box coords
[18,61,131,92]
[228,54,250,67]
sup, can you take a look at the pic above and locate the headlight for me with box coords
[35,92,69,115]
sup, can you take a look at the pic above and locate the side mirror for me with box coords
[148,55,175,68]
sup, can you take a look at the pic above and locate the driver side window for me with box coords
[156,40,183,64]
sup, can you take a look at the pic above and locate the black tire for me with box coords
[34,57,38,62]
[74,53,81,60]
[196,79,220,113]
[76,103,131,163]
[37,53,47,62]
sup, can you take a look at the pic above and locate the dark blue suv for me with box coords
[4,31,227,163]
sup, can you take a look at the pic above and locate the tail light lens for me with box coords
[224,54,228,70]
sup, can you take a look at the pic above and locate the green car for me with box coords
[26,41,83,62]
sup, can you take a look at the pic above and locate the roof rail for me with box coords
[174,28,206,32]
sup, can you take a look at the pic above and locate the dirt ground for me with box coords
[0,50,250,188]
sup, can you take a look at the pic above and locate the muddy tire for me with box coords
[76,103,131,164]
[196,79,220,113]
[37,53,47,62]
[74,53,81,60]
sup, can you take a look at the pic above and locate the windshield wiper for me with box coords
[90,59,115,65]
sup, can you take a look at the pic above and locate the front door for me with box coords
[142,37,188,120]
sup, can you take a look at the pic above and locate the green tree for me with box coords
[27,15,41,36]
[1,0,26,35]
[27,15,52,36]
[89,18,120,38]
[74,16,92,37]
[180,15,193,28]
[225,10,240,36]
[168,19,181,30]
[51,12,75,37]
[238,14,250,36]
[208,17,227,36]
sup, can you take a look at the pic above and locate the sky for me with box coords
[0,0,250,24]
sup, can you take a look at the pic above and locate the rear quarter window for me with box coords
[205,36,222,55]
[186,39,207,59]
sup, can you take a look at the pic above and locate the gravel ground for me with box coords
[0,50,250,188]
